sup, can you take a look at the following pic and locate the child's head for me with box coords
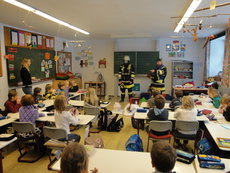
[220,94,230,109]
[58,82,65,90]
[181,96,195,110]
[21,94,35,106]
[69,80,77,87]
[211,82,219,90]
[151,141,177,173]
[54,95,67,113]
[154,95,165,109]
[61,143,88,173]
[34,87,42,96]
[152,89,160,98]
[147,98,155,108]
[175,90,183,98]
[45,84,53,93]
[208,87,219,98]
[8,89,18,101]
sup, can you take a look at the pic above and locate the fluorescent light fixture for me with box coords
[3,0,90,35]
[174,0,202,33]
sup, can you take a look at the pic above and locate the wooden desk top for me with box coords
[173,87,208,91]
[84,81,105,84]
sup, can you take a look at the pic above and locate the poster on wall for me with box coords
[172,40,180,52]
[166,44,172,52]
[98,58,107,68]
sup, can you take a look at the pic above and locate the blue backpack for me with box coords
[125,134,143,152]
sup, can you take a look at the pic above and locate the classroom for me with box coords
[0,0,230,173]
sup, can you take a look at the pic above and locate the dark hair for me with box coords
[45,84,52,93]
[8,89,17,100]
[58,82,65,89]
[151,142,177,173]
[156,58,162,62]
[61,143,88,173]
[175,90,183,98]
[154,95,165,109]
[33,87,42,96]
[21,94,34,106]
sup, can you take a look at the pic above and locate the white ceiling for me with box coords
[0,0,229,40]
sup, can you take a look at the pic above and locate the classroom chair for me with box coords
[147,120,172,152]
[173,121,199,153]
[12,122,44,163]
[83,104,101,133]
[43,126,70,170]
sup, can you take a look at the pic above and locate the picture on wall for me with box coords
[181,44,186,51]
[166,44,172,52]
[168,52,176,57]
[172,40,180,52]
[177,51,184,58]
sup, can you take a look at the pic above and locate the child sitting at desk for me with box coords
[61,143,98,173]
[33,87,45,104]
[19,94,45,124]
[85,88,99,106]
[147,89,160,108]
[174,96,197,148]
[169,90,183,111]
[69,80,79,92]
[150,141,177,173]
[219,94,230,121]
[56,82,65,95]
[54,95,81,142]
[208,87,221,108]
[147,95,169,121]
[44,84,56,99]
[4,89,21,114]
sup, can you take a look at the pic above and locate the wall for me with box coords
[0,23,75,107]
[72,39,115,96]
[209,36,225,77]
[156,38,206,94]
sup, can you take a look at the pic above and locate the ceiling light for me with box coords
[3,0,90,35]
[174,0,202,33]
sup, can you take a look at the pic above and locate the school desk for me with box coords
[0,117,18,128]
[173,87,208,96]
[51,148,196,173]
[134,111,209,135]
[205,121,230,151]
[194,156,230,173]
[140,102,171,109]
[0,137,17,173]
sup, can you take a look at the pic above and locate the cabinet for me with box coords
[172,60,193,87]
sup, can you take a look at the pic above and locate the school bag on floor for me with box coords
[97,109,112,130]
[107,114,124,132]
[131,116,145,130]
[125,134,143,152]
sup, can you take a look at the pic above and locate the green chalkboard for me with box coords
[114,51,159,74]
[6,46,56,86]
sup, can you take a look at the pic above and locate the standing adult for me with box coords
[148,58,167,93]
[20,58,34,94]
[118,56,135,102]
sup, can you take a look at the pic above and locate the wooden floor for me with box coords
[2,97,179,173]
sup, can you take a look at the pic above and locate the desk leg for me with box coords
[0,150,3,173]
[137,119,140,135]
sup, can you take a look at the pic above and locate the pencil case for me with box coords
[136,108,147,113]
[198,154,221,162]
[176,149,195,164]
[199,161,225,169]
[37,103,45,108]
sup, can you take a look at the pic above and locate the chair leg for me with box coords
[147,135,150,152]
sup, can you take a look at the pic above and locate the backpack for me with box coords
[98,109,112,130]
[196,138,214,154]
[125,134,143,152]
[131,116,145,130]
[107,114,124,132]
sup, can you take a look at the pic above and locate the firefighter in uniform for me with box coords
[149,58,167,93]
[118,56,135,102]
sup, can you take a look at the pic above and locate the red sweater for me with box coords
[4,100,21,114]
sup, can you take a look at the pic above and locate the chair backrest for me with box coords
[83,104,100,115]
[149,121,172,132]
[175,121,199,134]
[12,122,35,133]
[43,126,67,140]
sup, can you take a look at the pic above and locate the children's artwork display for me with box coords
[166,40,186,58]
[57,51,72,73]
[98,58,107,68]
[77,47,94,68]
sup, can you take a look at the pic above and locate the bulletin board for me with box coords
[57,51,72,73]
[6,46,56,86]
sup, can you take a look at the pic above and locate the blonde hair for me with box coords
[181,96,195,110]
[208,87,219,98]
[220,94,230,105]
[54,95,67,113]
[45,84,52,94]
[61,143,88,173]
[21,58,31,71]
[85,88,99,106]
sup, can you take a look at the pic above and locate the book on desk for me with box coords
[216,137,230,148]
